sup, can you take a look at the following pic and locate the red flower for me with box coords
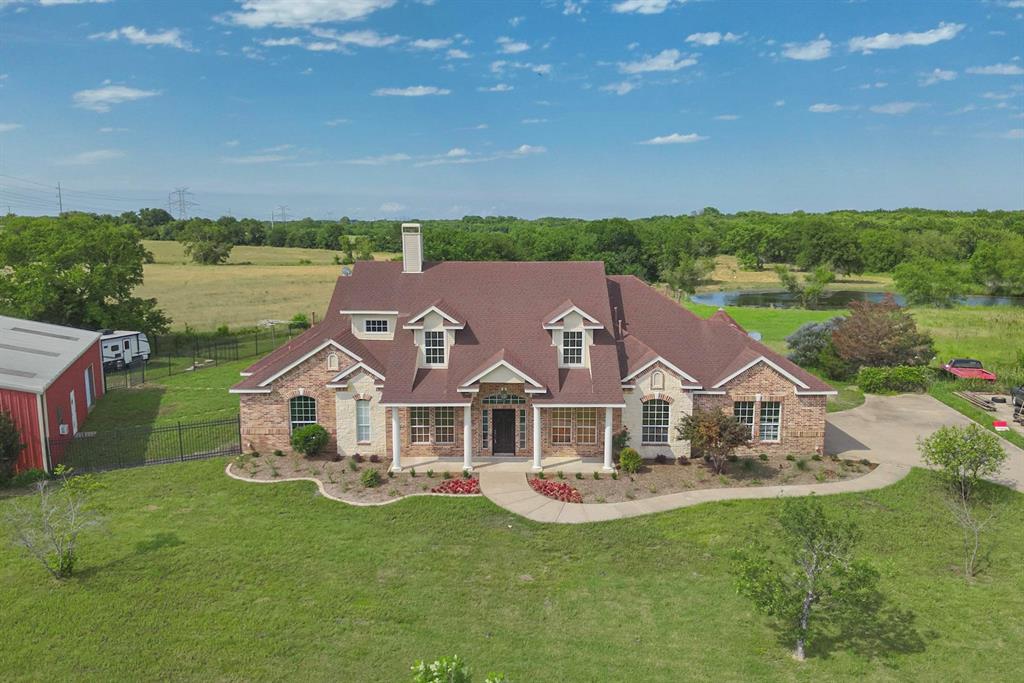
[529,478,583,504]
[431,478,481,495]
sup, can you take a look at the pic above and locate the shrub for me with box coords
[611,471,619,480]
[785,454,796,462]
[0,411,24,481]
[811,454,822,462]
[273,449,285,457]
[290,424,329,457]
[410,468,416,477]
[442,471,452,480]
[248,450,261,458]
[758,453,769,462]
[612,427,631,456]
[831,297,934,368]
[575,471,583,480]
[857,365,930,393]
[9,468,47,488]
[536,471,545,480]
[655,453,668,464]
[360,469,382,488]
[677,455,690,465]
[462,469,471,479]
[369,454,380,463]
[347,459,358,471]
[619,448,643,474]
[740,458,755,472]
[918,424,1008,501]
[785,317,844,367]
[557,470,565,480]
[426,469,434,478]
[795,458,809,471]
[592,471,600,480]
[352,453,364,463]
[676,408,750,474]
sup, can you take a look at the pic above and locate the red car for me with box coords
[943,358,997,382]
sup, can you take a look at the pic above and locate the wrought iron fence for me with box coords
[48,416,242,474]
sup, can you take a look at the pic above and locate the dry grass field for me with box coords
[696,255,895,292]
[137,241,396,330]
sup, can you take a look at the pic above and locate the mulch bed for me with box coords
[530,454,876,504]
[228,452,478,504]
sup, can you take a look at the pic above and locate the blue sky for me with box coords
[0,0,1022,220]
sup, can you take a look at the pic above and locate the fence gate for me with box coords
[48,415,242,474]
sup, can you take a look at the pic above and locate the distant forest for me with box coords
[7,207,1024,297]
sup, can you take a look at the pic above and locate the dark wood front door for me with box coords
[492,409,516,455]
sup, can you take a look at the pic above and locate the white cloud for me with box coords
[512,144,546,155]
[0,122,23,132]
[600,81,636,95]
[372,85,451,96]
[774,99,786,107]
[325,118,349,126]
[782,35,831,61]
[221,0,396,28]
[309,28,400,48]
[224,140,240,147]
[685,31,740,47]
[869,101,922,115]
[563,0,585,15]
[414,143,547,167]
[258,36,303,47]
[56,149,124,166]
[379,202,405,213]
[497,36,529,54]
[619,48,696,74]
[858,81,888,89]
[89,26,193,51]
[345,153,411,165]
[966,63,1024,76]
[72,84,160,112]
[521,117,548,124]
[808,103,845,113]
[98,126,129,133]
[300,67,313,75]
[220,153,293,164]
[714,114,740,121]
[848,22,965,54]
[1003,128,1024,139]
[446,48,469,59]
[611,0,681,15]
[950,104,977,115]
[478,83,513,92]
[920,68,956,86]
[639,132,708,145]
[410,38,452,50]
[508,16,525,27]
[445,148,469,157]
[491,60,551,75]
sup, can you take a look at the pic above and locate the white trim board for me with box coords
[257,339,363,387]
[621,356,700,385]
[458,359,545,391]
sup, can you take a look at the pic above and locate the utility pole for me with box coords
[168,187,197,220]
[56,182,63,213]
[274,205,290,223]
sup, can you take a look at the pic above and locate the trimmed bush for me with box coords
[360,469,382,488]
[9,468,47,488]
[857,365,930,394]
[619,448,642,474]
[290,424,329,457]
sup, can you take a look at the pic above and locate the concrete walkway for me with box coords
[477,463,909,524]
[826,393,1023,492]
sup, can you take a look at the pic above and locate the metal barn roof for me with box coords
[0,315,101,394]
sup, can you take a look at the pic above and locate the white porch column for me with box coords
[603,407,615,472]
[390,407,402,472]
[532,405,542,471]
[463,406,472,471]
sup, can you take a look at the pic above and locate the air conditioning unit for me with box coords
[58,424,70,436]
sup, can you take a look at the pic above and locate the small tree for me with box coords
[831,296,934,369]
[291,424,329,457]
[410,655,508,683]
[0,411,24,481]
[774,265,835,308]
[676,408,750,474]
[661,252,714,301]
[736,496,878,661]
[893,257,966,307]
[918,424,1007,502]
[3,465,104,579]
[785,317,845,367]
[178,220,234,265]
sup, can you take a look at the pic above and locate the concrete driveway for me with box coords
[826,393,1024,492]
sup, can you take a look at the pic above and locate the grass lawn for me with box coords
[0,462,1021,681]
[928,381,1024,451]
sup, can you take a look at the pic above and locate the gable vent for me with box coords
[402,222,422,274]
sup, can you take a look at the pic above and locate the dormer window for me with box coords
[562,331,583,366]
[424,331,446,365]
[364,319,389,334]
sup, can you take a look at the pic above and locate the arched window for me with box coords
[641,399,669,444]
[326,353,340,371]
[289,395,317,432]
[650,370,665,391]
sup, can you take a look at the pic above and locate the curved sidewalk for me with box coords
[478,463,909,524]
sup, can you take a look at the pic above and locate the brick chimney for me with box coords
[401,222,422,274]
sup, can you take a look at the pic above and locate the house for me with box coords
[0,315,104,473]
[231,224,835,471]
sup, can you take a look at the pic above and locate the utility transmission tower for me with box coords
[274,205,290,223]
[167,187,198,220]
[56,182,63,213]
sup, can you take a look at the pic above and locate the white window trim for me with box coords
[423,330,446,366]
[621,356,700,385]
[458,359,545,391]
[355,399,371,444]
[641,399,671,445]
[560,330,585,367]
[363,319,390,334]
[258,340,363,387]
[758,401,783,443]
[543,304,603,330]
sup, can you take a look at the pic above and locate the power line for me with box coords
[168,187,198,220]
[274,204,290,223]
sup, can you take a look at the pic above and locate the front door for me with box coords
[492,409,516,455]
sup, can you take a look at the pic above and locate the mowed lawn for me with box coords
[0,462,1021,681]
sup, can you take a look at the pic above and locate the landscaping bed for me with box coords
[530,454,876,504]
[227,452,479,504]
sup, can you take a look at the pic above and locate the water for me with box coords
[690,289,1024,310]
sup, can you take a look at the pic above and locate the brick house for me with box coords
[231,224,834,471]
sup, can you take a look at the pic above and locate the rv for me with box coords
[100,330,151,370]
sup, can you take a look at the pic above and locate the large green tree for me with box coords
[0,213,170,333]
[178,219,234,265]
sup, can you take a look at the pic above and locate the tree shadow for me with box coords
[75,531,184,579]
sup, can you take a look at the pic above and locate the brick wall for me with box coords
[692,362,826,456]
[385,406,466,459]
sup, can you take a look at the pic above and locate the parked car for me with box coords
[942,358,997,382]
[1012,385,1024,408]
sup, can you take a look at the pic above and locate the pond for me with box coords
[690,289,1024,310]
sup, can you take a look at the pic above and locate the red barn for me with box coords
[0,315,104,473]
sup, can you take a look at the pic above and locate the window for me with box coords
[642,399,669,444]
[575,408,597,444]
[356,400,371,443]
[410,407,431,443]
[424,331,446,365]
[434,407,455,443]
[733,401,755,439]
[481,409,489,449]
[289,396,317,432]
[518,409,527,449]
[364,319,389,334]
[759,401,782,442]
[327,353,340,371]
[482,391,525,405]
[123,340,130,350]
[551,408,573,444]
[561,331,583,366]
[650,370,664,391]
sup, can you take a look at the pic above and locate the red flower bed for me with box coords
[431,478,480,495]
[529,478,583,504]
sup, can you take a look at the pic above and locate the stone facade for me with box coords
[334,371,387,457]
[692,362,826,456]
[622,362,694,460]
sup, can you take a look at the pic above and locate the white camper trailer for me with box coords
[100,330,151,370]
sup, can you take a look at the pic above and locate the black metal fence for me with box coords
[48,416,242,474]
